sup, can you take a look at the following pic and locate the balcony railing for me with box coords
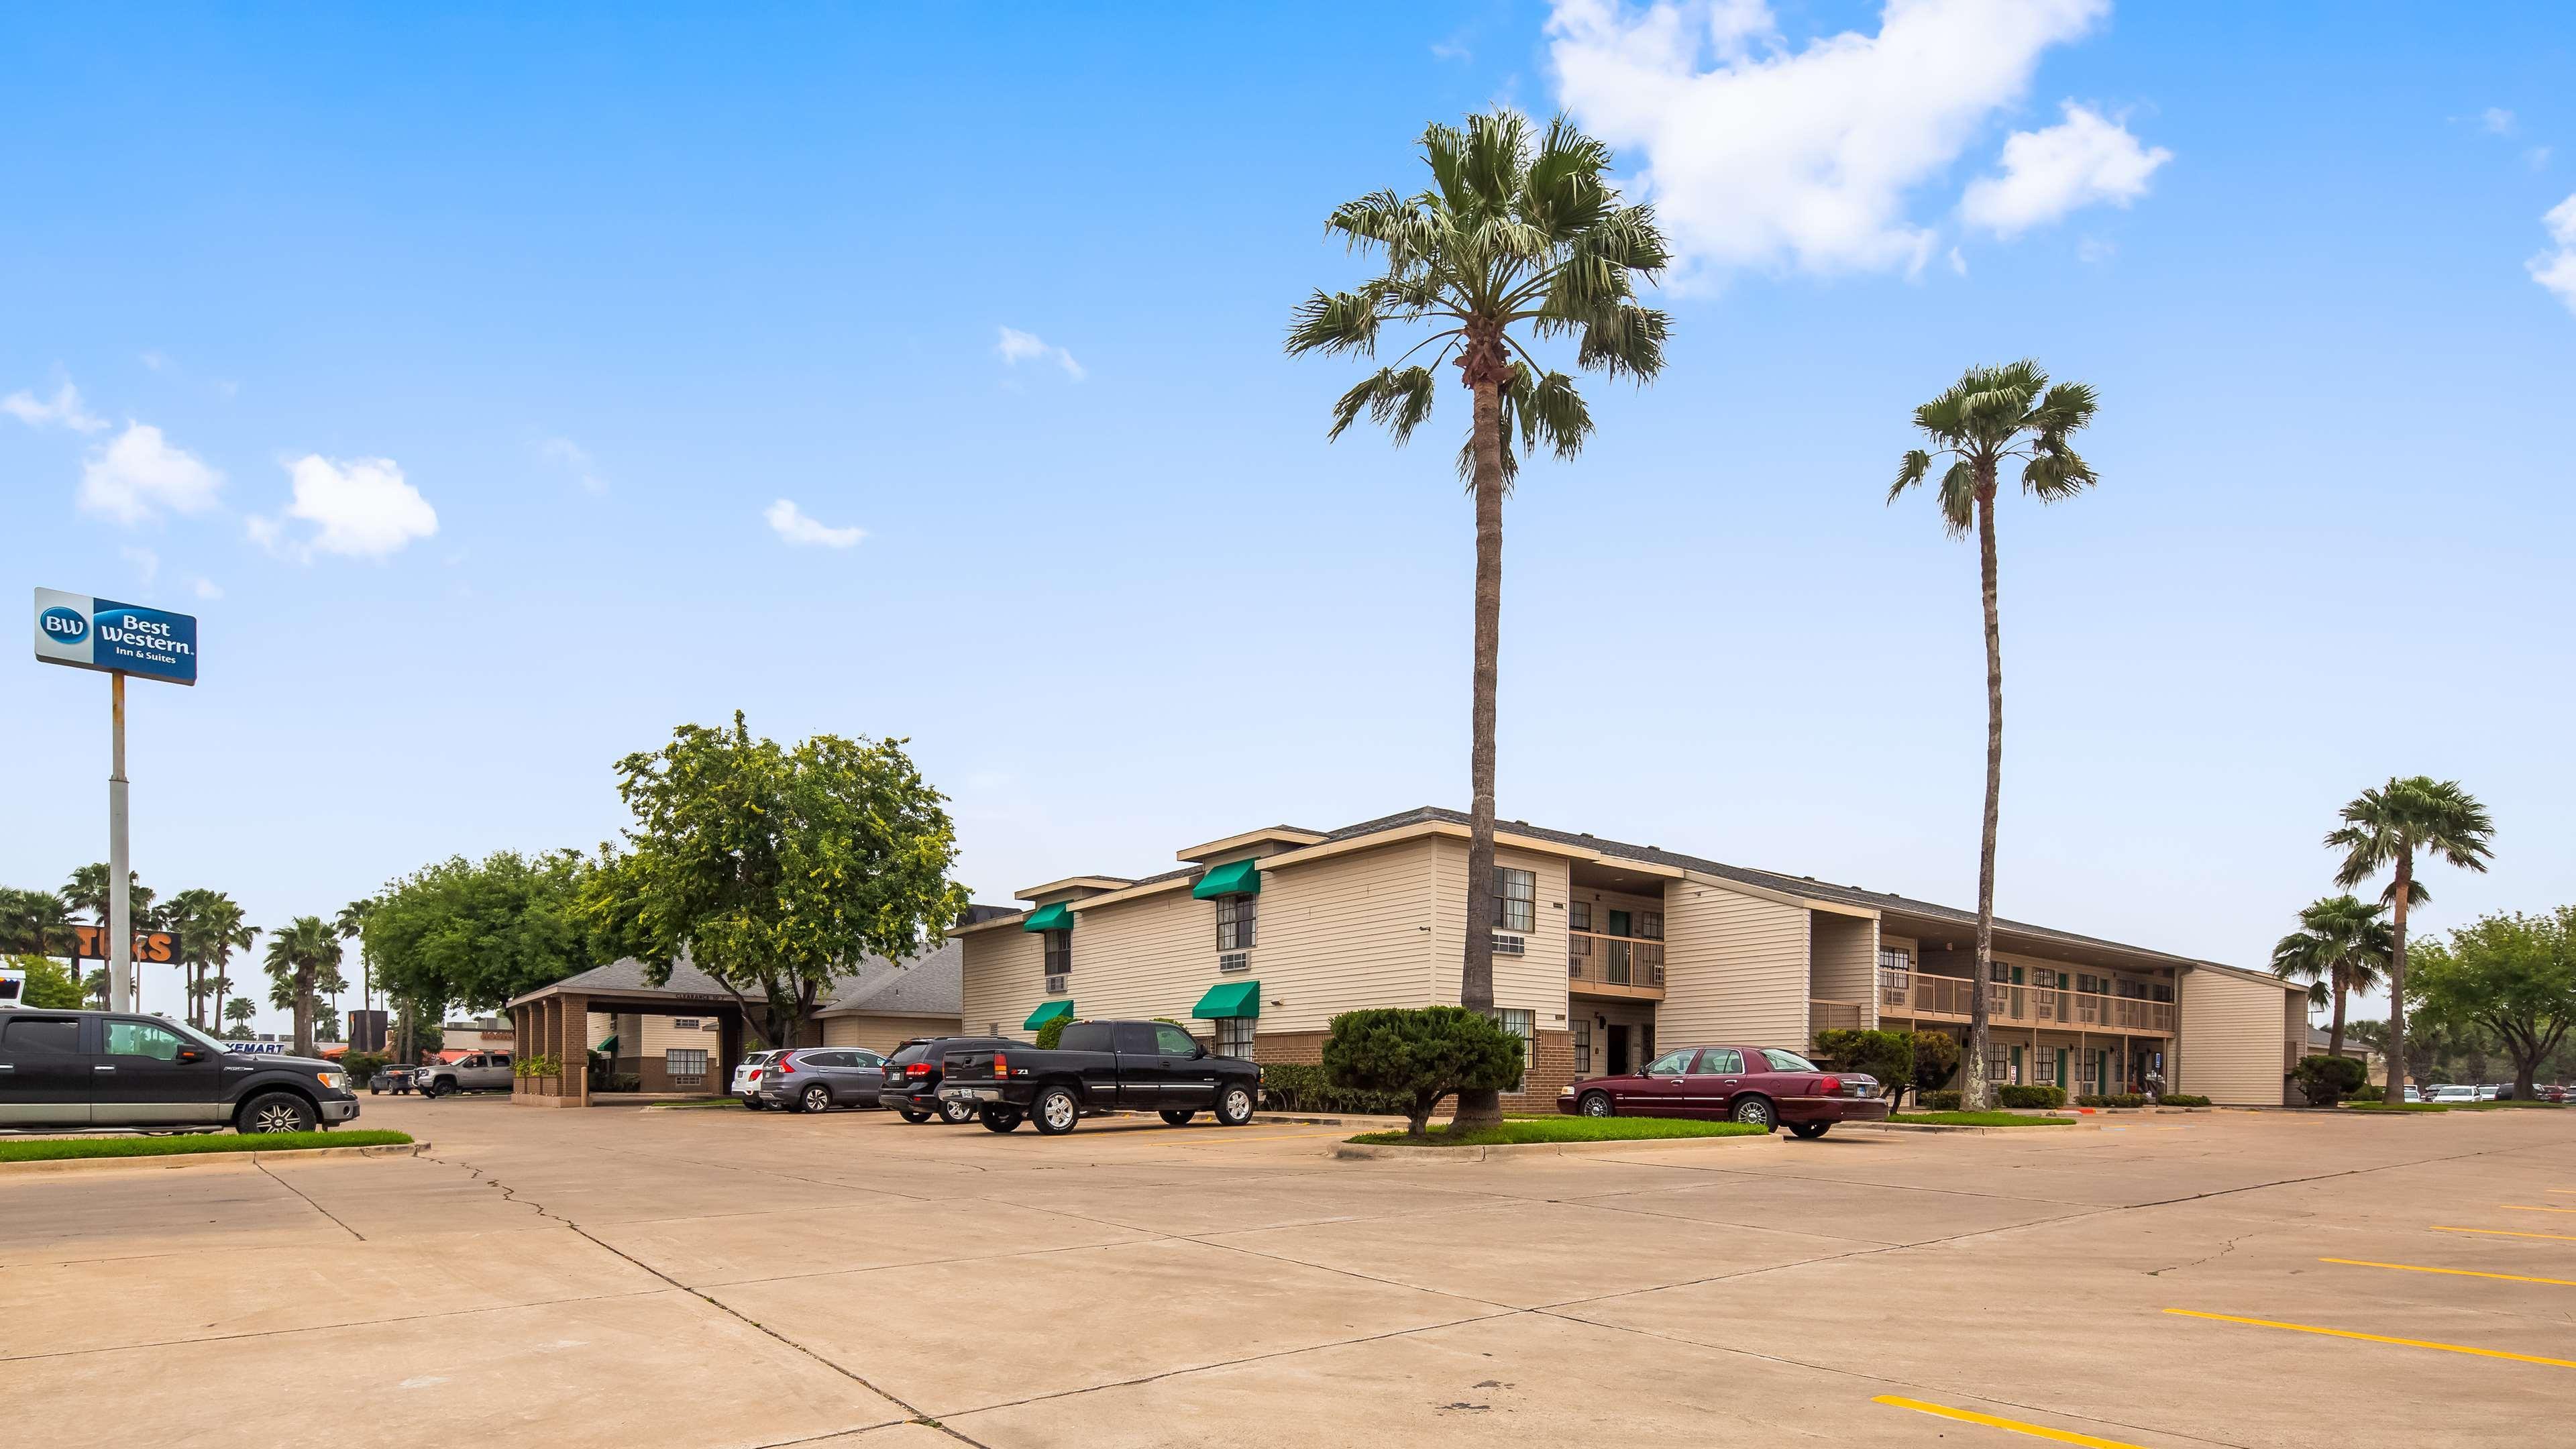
[1878,969,2175,1035]
[1570,930,1664,995]
[1811,998,1867,1033]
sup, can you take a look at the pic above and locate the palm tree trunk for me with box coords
[2383,853,2412,1106]
[1963,482,2003,1112]
[1452,364,1508,1133]
[2327,970,2348,1061]
[294,965,315,1057]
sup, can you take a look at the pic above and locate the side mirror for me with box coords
[176,1046,208,1065]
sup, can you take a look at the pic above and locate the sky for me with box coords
[5,3,2571,1036]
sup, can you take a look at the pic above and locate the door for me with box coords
[0,1014,91,1126]
[1112,1022,1165,1108]
[1685,1047,1748,1118]
[97,1018,229,1124]
[846,1050,887,1103]
[1152,1022,1216,1108]
[1605,1024,1631,1077]
[1618,1047,1697,1116]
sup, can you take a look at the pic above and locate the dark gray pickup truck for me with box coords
[938,1020,1259,1134]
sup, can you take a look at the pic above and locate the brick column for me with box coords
[564,994,590,1106]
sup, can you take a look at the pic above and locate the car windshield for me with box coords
[1760,1049,1819,1072]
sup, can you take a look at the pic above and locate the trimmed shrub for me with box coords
[2158,1093,2210,1107]
[1321,1006,1524,1137]
[1997,1085,2065,1109]
[1256,1062,1413,1116]
[1911,1030,1962,1100]
[1813,1029,1916,1109]
[1033,1016,1069,1050]
[2076,1092,2149,1108]
[2292,1054,2369,1107]
[1920,1089,1963,1111]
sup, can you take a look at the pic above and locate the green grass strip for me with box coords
[0,1130,413,1163]
[1349,1118,1768,1146]
[1888,1111,2078,1127]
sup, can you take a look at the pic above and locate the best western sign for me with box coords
[33,588,197,686]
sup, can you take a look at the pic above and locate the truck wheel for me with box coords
[1214,1085,1256,1127]
[1032,1086,1081,1135]
[939,1096,978,1125]
[897,1108,931,1124]
[801,1085,833,1114]
[237,1091,317,1134]
[1159,1110,1196,1126]
[979,1106,1022,1133]
[423,1079,446,1099]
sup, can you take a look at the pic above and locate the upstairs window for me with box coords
[1493,867,1536,933]
[1216,894,1257,951]
[1635,910,1663,941]
[1569,901,1593,934]
[1042,930,1072,979]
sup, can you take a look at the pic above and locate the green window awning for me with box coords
[1022,902,1075,932]
[1191,858,1261,900]
[1191,979,1260,1020]
[1024,1000,1075,1030]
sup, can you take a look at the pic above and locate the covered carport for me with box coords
[507,960,751,1108]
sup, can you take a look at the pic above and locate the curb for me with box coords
[1841,1121,2075,1135]
[1333,1133,1778,1161]
[0,1141,428,1176]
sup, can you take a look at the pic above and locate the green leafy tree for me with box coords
[2269,894,2392,1060]
[1888,362,2098,1108]
[581,713,969,1051]
[1813,1028,1919,1112]
[1909,1028,1962,1104]
[262,916,341,1057]
[1287,109,1669,1130]
[2291,1053,2369,1107]
[1322,1006,1526,1138]
[8,954,86,1008]
[366,851,602,1031]
[2410,908,2574,1100]
[2326,776,2496,1104]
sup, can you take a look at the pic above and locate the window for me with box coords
[1493,867,1536,932]
[1878,948,1912,988]
[1153,1023,1199,1057]
[1644,1048,1696,1076]
[1760,1049,1818,1072]
[1215,1018,1254,1059]
[666,1049,708,1083]
[1,1018,80,1056]
[1493,1008,1534,1089]
[1572,1019,1591,1075]
[1635,910,1663,941]
[1061,1022,1117,1053]
[671,1018,701,1030]
[1695,1048,1745,1074]
[105,1020,184,1061]
[1569,901,1592,933]
[1114,1022,1160,1055]
[1043,930,1072,979]
[1216,893,1257,951]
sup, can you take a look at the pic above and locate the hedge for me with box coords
[2076,1093,2148,1108]
[1919,1090,1962,1111]
[1996,1085,2065,1109]
[1257,1061,1413,1116]
[2158,1093,2210,1107]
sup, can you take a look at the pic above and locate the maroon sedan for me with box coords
[1556,1044,1890,1138]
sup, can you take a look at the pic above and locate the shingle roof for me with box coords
[515,938,963,1017]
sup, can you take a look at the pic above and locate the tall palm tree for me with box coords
[181,893,256,1033]
[158,888,211,1027]
[61,862,152,1011]
[262,915,341,1057]
[2326,776,2496,1105]
[2269,894,2392,1059]
[1888,361,2098,1110]
[223,996,258,1034]
[335,898,376,1021]
[1287,109,1669,1127]
[0,886,74,958]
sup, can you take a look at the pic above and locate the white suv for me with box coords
[732,1050,782,1108]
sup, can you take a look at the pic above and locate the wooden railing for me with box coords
[1878,969,2176,1034]
[1811,999,1867,1033]
[1570,930,1664,995]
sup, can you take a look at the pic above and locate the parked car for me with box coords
[2540,1085,2570,1103]
[1556,1044,1888,1139]
[2427,1084,2477,1103]
[938,1020,1259,1134]
[882,1035,1018,1124]
[2404,1084,2422,1102]
[756,1047,888,1113]
[733,1049,782,1108]
[2475,1084,2502,1101]
[368,1066,414,1095]
[0,1008,361,1133]
[415,1051,513,1097]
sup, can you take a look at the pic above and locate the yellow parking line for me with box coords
[2502,1204,2576,1214]
[2320,1258,2576,1289]
[2434,1226,2576,1242]
[1871,1395,2147,1447]
[2163,1309,2576,1368]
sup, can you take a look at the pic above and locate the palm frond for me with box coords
[1328,366,1438,445]
[1888,449,1933,504]
[1285,287,1386,358]
[1935,460,1977,537]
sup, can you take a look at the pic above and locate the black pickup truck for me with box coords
[938,1019,1260,1134]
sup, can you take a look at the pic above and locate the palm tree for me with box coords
[158,888,212,1027]
[1287,109,1669,1128]
[0,886,73,958]
[223,996,258,1034]
[2269,894,2392,1059]
[262,915,341,1057]
[1887,361,2098,1110]
[2326,777,2496,1105]
[335,898,376,1020]
[61,862,152,1011]
[180,893,256,1033]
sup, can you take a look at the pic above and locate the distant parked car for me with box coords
[1557,1044,1889,1139]
[733,1050,783,1108]
[2404,1085,2422,1103]
[756,1047,888,1114]
[2475,1084,2501,1101]
[415,1051,513,1097]
[881,1036,1018,1124]
[2540,1085,2570,1103]
[368,1067,414,1095]
[2427,1084,2477,1103]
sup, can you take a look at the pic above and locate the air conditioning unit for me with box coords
[1490,932,1525,957]
[1218,953,1250,973]
[1044,973,1069,996]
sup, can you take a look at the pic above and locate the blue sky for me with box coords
[6,3,2571,1033]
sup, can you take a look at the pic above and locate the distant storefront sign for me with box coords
[33,588,198,686]
[68,926,176,963]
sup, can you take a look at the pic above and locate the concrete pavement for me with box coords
[2,1094,2570,1448]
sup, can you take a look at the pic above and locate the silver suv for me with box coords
[416,1051,513,1096]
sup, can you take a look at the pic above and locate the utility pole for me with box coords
[109,672,133,1013]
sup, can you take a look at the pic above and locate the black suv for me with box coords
[882,1036,1017,1124]
[0,1009,362,1134]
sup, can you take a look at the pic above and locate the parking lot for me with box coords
[3,1097,2571,1448]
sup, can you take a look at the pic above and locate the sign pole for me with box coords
[109,671,132,1014]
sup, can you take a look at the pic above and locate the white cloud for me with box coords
[2481,107,2516,136]
[539,435,606,494]
[1961,102,2171,237]
[4,380,107,433]
[2532,193,2576,315]
[77,423,225,523]
[250,455,439,561]
[995,326,1086,381]
[764,498,865,549]
[120,545,159,587]
[191,577,223,600]
[1546,0,2123,276]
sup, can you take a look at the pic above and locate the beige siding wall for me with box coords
[1660,877,1811,1044]
[2178,968,2296,1105]
[1809,912,1879,1026]
[821,1013,961,1052]
[1254,837,1442,1035]
[1428,838,1574,1036]
[960,925,1049,1038]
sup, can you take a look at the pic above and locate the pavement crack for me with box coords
[2148,1229,2256,1277]
[252,1159,365,1241]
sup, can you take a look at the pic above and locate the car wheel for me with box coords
[1788,1121,1831,1140]
[742,1097,765,1111]
[802,1085,833,1114]
[979,1106,1022,1133]
[368,1085,380,1095]
[1159,1110,1196,1126]
[897,1108,932,1124]
[1032,1086,1081,1135]
[238,1091,317,1134]
[1214,1085,1256,1127]
[1578,1091,1615,1118]
[1730,1095,1776,1131]
[938,1095,978,1125]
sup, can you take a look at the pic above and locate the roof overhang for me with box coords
[1176,826,1328,863]
[1016,876,1133,904]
